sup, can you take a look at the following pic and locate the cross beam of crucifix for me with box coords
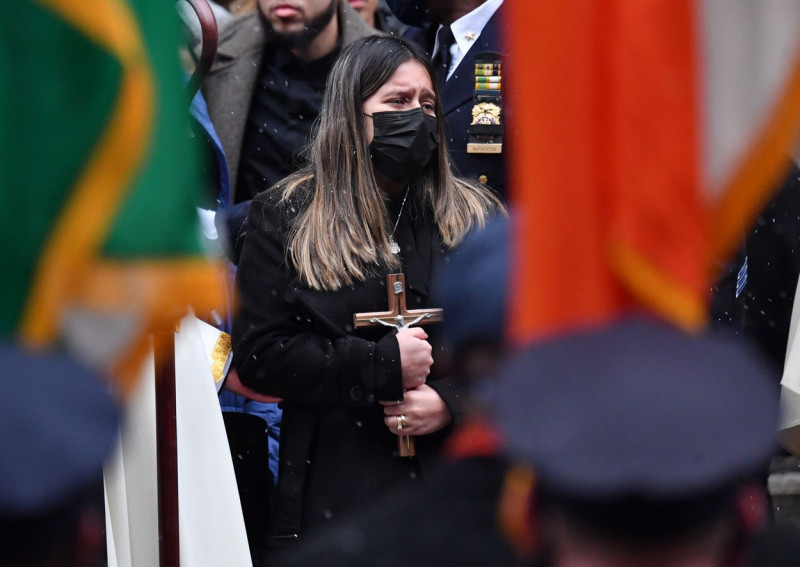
[353,273,443,330]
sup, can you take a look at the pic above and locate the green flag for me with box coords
[0,0,225,393]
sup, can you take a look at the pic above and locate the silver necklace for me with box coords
[388,186,410,255]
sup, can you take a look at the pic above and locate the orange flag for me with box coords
[507,0,800,344]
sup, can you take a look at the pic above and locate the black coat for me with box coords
[272,456,525,567]
[233,187,458,545]
[711,159,800,377]
[406,7,508,199]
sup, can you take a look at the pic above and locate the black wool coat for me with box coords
[233,187,460,545]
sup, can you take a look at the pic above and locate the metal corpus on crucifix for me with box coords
[353,273,444,457]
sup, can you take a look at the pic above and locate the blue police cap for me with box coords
[0,343,119,515]
[432,213,509,352]
[484,318,778,499]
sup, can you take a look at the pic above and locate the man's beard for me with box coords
[267,0,338,50]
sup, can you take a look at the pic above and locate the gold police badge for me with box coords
[471,102,502,126]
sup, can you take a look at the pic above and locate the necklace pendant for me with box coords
[388,186,410,256]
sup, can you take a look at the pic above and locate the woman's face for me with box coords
[362,60,437,145]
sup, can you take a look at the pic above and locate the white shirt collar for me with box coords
[433,0,503,80]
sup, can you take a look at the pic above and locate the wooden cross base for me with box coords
[353,273,444,458]
[398,433,415,457]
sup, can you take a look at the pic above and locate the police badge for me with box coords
[471,102,501,125]
[467,52,504,154]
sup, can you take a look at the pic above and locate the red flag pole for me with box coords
[154,3,219,565]
[155,332,180,567]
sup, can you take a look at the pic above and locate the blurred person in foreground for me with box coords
[0,345,119,566]
[233,34,502,554]
[486,317,800,567]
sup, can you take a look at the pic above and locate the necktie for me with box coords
[433,25,455,86]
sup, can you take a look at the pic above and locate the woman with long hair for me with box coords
[233,35,503,547]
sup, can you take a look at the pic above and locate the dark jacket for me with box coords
[375,0,408,36]
[233,187,457,544]
[711,159,800,377]
[406,6,508,199]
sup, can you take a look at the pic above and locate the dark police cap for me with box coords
[432,213,509,351]
[484,318,778,499]
[0,343,119,515]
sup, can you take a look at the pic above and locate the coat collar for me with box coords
[214,11,266,64]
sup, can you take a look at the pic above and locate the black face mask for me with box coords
[366,107,439,184]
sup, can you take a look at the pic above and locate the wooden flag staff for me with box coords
[154,332,179,567]
[154,2,218,566]
[354,274,443,457]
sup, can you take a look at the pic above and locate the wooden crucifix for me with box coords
[354,273,444,457]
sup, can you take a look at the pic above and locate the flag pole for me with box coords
[153,3,219,566]
[155,331,180,567]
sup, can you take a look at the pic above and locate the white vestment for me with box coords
[104,312,251,567]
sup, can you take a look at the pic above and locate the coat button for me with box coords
[478,175,489,185]
[350,386,364,402]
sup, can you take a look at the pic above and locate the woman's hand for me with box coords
[396,327,433,390]
[381,384,452,436]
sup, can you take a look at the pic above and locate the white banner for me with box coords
[104,312,251,567]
